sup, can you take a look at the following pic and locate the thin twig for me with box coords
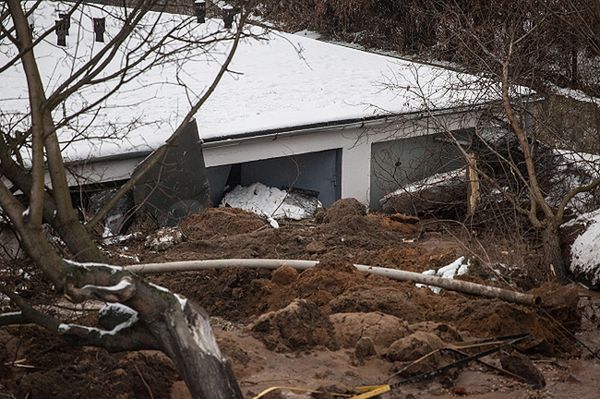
[134,362,154,399]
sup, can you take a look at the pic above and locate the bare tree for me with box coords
[0,1,258,396]
[383,0,600,280]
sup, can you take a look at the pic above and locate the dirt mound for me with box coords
[271,265,299,285]
[386,331,445,362]
[292,262,361,308]
[319,198,366,223]
[432,298,568,354]
[408,321,462,342]
[330,312,410,349]
[329,285,424,322]
[529,282,581,329]
[180,208,266,240]
[352,246,459,272]
[251,299,338,351]
[315,198,398,239]
[1,326,177,399]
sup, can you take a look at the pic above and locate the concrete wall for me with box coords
[369,130,471,209]
[203,110,480,206]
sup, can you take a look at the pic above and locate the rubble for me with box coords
[220,182,322,221]
[144,227,184,251]
[251,299,338,352]
[329,312,410,349]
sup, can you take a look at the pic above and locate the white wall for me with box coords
[203,110,480,205]
[64,110,481,206]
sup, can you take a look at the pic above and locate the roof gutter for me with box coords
[200,99,519,148]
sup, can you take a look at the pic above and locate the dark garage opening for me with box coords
[207,149,342,207]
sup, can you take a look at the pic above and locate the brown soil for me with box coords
[2,199,598,399]
[179,207,267,240]
[0,325,177,399]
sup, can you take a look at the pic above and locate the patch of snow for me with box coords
[416,256,470,294]
[63,259,124,273]
[80,278,133,293]
[149,282,171,293]
[548,84,600,105]
[116,253,140,263]
[547,149,600,214]
[59,304,138,336]
[570,210,600,288]
[220,182,321,221]
[144,227,183,251]
[149,283,187,311]
[174,293,188,311]
[267,217,279,229]
[383,168,466,200]
[98,302,137,318]
[103,232,142,246]
[0,311,22,317]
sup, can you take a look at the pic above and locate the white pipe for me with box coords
[127,259,540,306]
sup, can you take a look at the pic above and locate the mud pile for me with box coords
[180,207,267,240]
[0,326,177,399]
[2,199,587,398]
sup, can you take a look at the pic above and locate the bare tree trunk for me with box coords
[7,0,105,263]
[61,262,243,399]
[157,302,244,399]
[542,223,567,281]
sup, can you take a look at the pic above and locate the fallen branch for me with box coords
[126,259,541,306]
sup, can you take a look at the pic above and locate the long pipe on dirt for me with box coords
[126,259,541,306]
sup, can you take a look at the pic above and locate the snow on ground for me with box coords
[417,256,470,294]
[1,2,511,164]
[382,167,466,201]
[570,210,600,288]
[144,227,184,251]
[220,182,321,222]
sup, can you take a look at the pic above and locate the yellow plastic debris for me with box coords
[251,384,391,399]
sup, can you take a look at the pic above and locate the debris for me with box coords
[144,227,184,251]
[380,168,468,216]
[416,256,470,294]
[88,189,133,237]
[390,333,532,386]
[220,182,321,221]
[386,332,445,362]
[251,299,337,352]
[500,352,546,389]
[354,337,377,362]
[329,312,410,349]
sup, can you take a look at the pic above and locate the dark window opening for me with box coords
[55,19,67,46]
[58,13,70,35]
[93,17,105,42]
[193,1,206,23]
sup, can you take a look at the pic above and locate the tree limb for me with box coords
[86,12,249,230]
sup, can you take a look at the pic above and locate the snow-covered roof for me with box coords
[1,1,504,163]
